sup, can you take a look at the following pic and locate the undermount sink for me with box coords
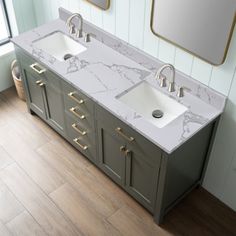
[33,31,87,61]
[117,82,188,128]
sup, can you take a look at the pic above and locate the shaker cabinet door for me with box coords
[125,149,161,212]
[21,66,46,120]
[97,122,126,186]
[44,72,66,135]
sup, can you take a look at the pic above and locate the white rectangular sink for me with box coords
[117,82,188,128]
[33,31,87,61]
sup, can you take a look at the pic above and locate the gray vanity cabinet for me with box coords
[97,121,126,186]
[96,105,162,212]
[43,71,66,134]
[17,53,47,120]
[125,142,161,212]
[15,46,218,225]
[16,48,66,135]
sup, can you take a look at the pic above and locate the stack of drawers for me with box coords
[63,82,96,163]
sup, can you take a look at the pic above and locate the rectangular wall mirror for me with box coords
[151,0,236,65]
[86,0,110,10]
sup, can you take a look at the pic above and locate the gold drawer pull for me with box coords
[30,63,46,74]
[69,107,85,120]
[35,80,42,85]
[68,92,84,105]
[73,138,88,150]
[72,123,87,136]
[115,127,135,142]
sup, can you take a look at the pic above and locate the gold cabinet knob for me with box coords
[120,146,126,153]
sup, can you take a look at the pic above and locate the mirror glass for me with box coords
[86,0,110,10]
[151,0,236,65]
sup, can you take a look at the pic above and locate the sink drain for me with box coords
[152,109,164,119]
[63,54,73,61]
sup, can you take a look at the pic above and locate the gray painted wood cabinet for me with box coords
[16,48,65,135]
[16,46,218,225]
[96,105,162,212]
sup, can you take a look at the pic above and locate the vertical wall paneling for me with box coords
[80,0,91,21]
[50,0,60,19]
[115,0,130,42]
[90,5,103,28]
[203,68,236,204]
[57,0,69,10]
[174,48,194,76]
[103,0,116,34]
[221,148,236,211]
[68,0,80,12]
[142,0,159,57]
[12,0,37,33]
[128,0,146,49]
[191,58,213,85]
[209,26,236,96]
[158,39,176,64]
[0,53,15,92]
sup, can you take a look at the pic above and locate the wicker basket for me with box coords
[11,59,26,101]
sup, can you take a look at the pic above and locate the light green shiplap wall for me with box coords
[25,0,236,210]
[0,0,37,92]
[0,52,15,91]
[12,0,37,33]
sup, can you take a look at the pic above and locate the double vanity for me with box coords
[12,8,226,224]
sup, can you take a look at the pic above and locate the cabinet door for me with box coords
[43,72,65,135]
[20,63,46,120]
[125,145,161,212]
[97,122,126,186]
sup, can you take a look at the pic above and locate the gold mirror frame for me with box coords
[150,0,236,65]
[86,0,110,10]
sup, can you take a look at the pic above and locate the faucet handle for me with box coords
[69,24,76,35]
[177,86,191,97]
[84,33,96,43]
[159,74,167,87]
[76,29,83,38]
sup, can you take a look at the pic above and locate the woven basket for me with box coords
[11,60,26,101]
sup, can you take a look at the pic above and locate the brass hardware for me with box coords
[35,80,42,85]
[30,63,46,74]
[68,92,84,104]
[69,107,85,119]
[72,123,87,135]
[119,146,126,153]
[73,138,88,150]
[39,82,45,87]
[115,127,135,142]
[125,149,131,156]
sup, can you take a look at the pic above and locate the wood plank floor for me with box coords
[0,87,236,236]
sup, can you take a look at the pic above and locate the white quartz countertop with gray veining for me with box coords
[12,15,226,154]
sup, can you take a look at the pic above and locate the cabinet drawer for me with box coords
[62,81,94,115]
[96,105,162,165]
[65,112,95,145]
[65,115,96,162]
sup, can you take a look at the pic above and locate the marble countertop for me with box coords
[11,8,226,154]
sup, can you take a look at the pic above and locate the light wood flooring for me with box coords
[0,87,236,236]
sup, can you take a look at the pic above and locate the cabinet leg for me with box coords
[29,109,35,115]
[153,212,164,225]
